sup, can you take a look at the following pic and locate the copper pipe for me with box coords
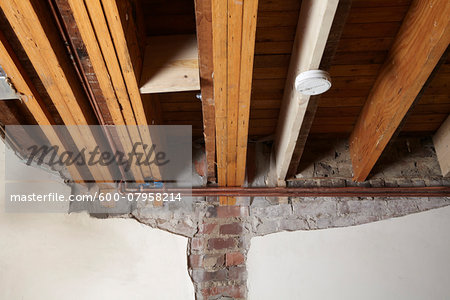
[118,182,450,198]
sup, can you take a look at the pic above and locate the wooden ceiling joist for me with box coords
[270,0,339,186]
[101,0,146,125]
[0,32,53,127]
[236,0,259,186]
[83,0,137,127]
[101,0,161,180]
[194,0,216,183]
[225,0,243,188]
[286,0,352,179]
[349,0,450,182]
[0,0,113,183]
[67,0,147,183]
[212,0,228,188]
[433,115,450,177]
[0,31,85,181]
[212,0,258,192]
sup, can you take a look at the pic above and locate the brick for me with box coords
[228,266,247,281]
[191,237,204,251]
[201,285,246,299]
[191,268,206,283]
[189,254,203,268]
[207,238,236,250]
[226,252,245,266]
[208,269,227,281]
[192,269,227,283]
[199,222,217,234]
[220,222,243,235]
[203,254,225,269]
[217,206,249,218]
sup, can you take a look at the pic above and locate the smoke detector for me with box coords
[295,70,331,95]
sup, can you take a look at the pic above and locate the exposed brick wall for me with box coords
[127,193,450,300]
[122,137,450,299]
[189,201,249,300]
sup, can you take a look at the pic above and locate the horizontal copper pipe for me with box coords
[119,183,450,198]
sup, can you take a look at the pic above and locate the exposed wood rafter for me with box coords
[101,0,146,125]
[0,0,113,183]
[101,0,161,180]
[286,0,352,179]
[194,0,216,183]
[349,0,450,181]
[236,0,259,186]
[0,30,85,181]
[270,0,339,186]
[212,0,228,189]
[212,0,258,204]
[67,0,147,182]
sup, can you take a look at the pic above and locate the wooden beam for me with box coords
[271,0,339,185]
[0,30,89,181]
[67,0,122,126]
[83,0,137,127]
[101,0,146,125]
[0,0,112,183]
[67,0,146,182]
[0,0,94,125]
[236,0,259,186]
[212,0,258,195]
[349,0,450,182]
[286,0,352,179]
[53,0,114,125]
[101,0,161,180]
[194,0,216,183]
[0,31,53,126]
[225,0,243,187]
[433,115,450,177]
[212,0,228,187]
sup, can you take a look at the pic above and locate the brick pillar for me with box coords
[189,201,250,300]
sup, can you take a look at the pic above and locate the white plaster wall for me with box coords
[0,140,195,300]
[248,206,450,300]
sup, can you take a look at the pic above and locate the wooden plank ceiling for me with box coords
[149,0,450,139]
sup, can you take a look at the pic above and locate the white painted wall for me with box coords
[248,206,450,300]
[0,140,195,300]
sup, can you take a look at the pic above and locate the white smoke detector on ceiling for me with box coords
[295,70,331,95]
